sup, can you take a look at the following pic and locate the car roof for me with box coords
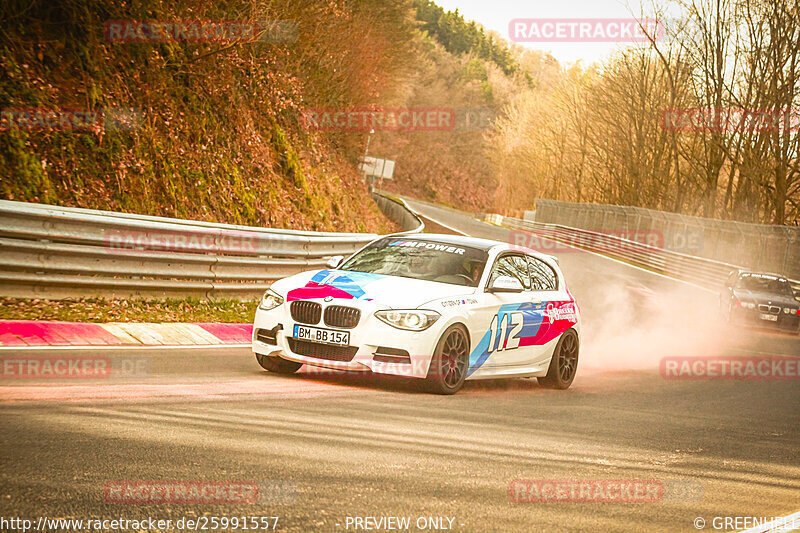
[384,233,504,251]
[737,270,788,281]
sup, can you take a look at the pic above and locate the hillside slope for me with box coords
[0,0,414,232]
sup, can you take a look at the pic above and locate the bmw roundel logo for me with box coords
[324,296,333,302]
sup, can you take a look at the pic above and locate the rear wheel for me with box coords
[538,329,579,390]
[255,352,302,374]
[423,325,470,395]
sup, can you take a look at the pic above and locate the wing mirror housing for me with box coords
[326,255,344,269]
[488,275,524,293]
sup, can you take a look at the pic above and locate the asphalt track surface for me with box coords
[1,199,798,533]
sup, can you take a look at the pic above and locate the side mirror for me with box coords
[326,255,344,269]
[488,275,524,293]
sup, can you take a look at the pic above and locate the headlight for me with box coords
[259,289,284,311]
[375,310,440,331]
[742,302,755,309]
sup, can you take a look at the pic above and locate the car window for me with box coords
[340,237,488,287]
[528,256,558,290]
[736,274,793,296]
[489,254,530,289]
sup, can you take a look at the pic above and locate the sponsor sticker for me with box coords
[544,302,578,324]
[440,298,478,307]
[388,240,466,254]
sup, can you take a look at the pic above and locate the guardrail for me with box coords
[372,193,426,233]
[488,214,800,294]
[0,194,423,300]
[534,198,800,281]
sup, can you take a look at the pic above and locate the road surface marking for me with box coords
[739,510,800,533]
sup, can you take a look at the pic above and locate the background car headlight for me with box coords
[742,302,755,309]
[375,310,440,331]
[259,289,284,311]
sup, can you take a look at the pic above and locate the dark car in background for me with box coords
[721,271,800,333]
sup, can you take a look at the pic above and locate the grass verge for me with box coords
[0,297,257,323]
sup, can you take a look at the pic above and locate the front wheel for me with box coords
[255,352,302,374]
[538,329,579,390]
[423,325,470,395]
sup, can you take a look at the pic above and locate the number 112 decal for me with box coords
[488,312,524,353]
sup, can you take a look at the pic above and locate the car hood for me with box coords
[272,269,477,309]
[733,289,798,307]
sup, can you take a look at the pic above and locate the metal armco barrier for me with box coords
[372,193,425,232]
[0,194,423,300]
[493,215,800,294]
[534,198,800,281]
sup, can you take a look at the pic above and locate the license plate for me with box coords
[760,313,778,322]
[293,324,350,346]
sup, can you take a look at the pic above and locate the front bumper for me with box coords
[731,307,800,332]
[252,300,444,379]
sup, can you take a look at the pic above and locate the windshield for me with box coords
[340,237,488,287]
[737,275,793,296]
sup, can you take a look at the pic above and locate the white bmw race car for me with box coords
[253,234,581,394]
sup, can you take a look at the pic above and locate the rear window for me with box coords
[340,237,488,287]
[528,256,558,290]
